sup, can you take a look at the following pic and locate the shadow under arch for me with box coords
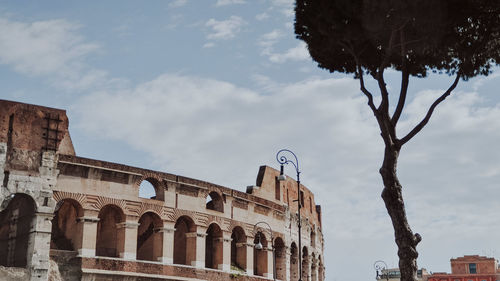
[96,204,125,258]
[274,237,286,280]
[137,211,163,261]
[290,242,299,281]
[205,223,223,269]
[0,193,36,267]
[50,198,84,251]
[253,231,268,277]
[174,215,197,265]
[231,226,247,271]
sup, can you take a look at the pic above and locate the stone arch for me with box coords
[253,231,268,276]
[137,212,163,261]
[311,252,317,281]
[205,191,224,212]
[174,215,197,265]
[50,199,83,251]
[205,223,223,269]
[310,227,316,248]
[138,176,164,201]
[0,193,36,267]
[230,226,247,271]
[318,255,324,281]
[274,237,286,280]
[96,204,125,257]
[302,246,310,281]
[290,242,299,281]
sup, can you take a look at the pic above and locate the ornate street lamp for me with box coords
[276,149,303,281]
[253,221,276,281]
[374,260,389,281]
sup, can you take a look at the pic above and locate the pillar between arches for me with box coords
[186,229,207,268]
[77,216,99,257]
[116,221,140,260]
[220,232,232,271]
[265,246,274,279]
[245,236,254,275]
[157,221,175,264]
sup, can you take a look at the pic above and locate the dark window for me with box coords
[275,179,280,200]
[469,263,477,274]
[300,191,304,207]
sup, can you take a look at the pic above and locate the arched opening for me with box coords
[274,237,286,280]
[0,193,36,267]
[205,223,223,269]
[230,226,247,272]
[139,178,164,201]
[205,191,224,212]
[290,242,299,281]
[311,253,317,281]
[318,256,324,281]
[50,199,83,251]
[174,216,196,265]
[96,204,125,257]
[253,232,268,276]
[302,246,310,281]
[137,212,163,261]
[310,228,316,248]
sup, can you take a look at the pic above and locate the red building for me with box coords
[429,255,500,281]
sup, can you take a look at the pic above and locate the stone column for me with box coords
[28,211,53,281]
[186,228,207,268]
[116,221,140,260]
[265,245,275,279]
[220,232,232,271]
[77,216,100,257]
[158,221,175,264]
[245,236,254,275]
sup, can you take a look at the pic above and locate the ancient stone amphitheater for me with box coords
[0,99,324,281]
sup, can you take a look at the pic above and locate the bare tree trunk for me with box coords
[379,145,421,281]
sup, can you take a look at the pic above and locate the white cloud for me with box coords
[268,41,310,63]
[256,12,270,21]
[215,0,245,6]
[0,17,114,92]
[0,18,98,76]
[258,29,284,55]
[205,16,246,40]
[270,0,294,17]
[169,0,187,8]
[203,42,215,48]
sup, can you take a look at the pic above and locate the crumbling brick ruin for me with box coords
[0,99,325,281]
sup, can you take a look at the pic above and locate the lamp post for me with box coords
[276,149,302,281]
[374,260,389,281]
[253,221,276,281]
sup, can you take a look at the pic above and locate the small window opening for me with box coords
[469,263,477,274]
[275,178,280,200]
[300,191,304,207]
[206,191,224,212]
[139,180,156,199]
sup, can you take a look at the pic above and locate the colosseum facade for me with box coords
[0,99,325,281]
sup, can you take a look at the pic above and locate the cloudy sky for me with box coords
[1,1,500,280]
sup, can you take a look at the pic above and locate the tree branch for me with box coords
[341,41,378,114]
[400,74,461,145]
[392,29,409,126]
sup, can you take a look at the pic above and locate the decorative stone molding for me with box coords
[77,216,100,223]
[116,222,140,229]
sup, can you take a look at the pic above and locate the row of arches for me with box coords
[1,193,323,280]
